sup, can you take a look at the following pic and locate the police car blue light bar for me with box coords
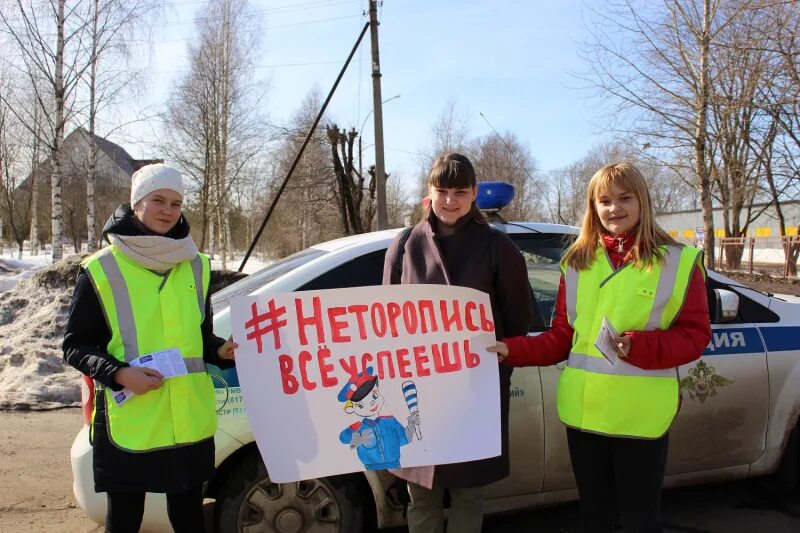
[476,181,515,210]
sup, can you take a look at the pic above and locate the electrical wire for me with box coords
[479,111,567,224]
[152,0,362,29]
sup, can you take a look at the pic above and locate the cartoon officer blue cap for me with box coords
[338,367,377,402]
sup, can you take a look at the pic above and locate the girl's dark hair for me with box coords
[427,153,477,189]
[425,152,486,224]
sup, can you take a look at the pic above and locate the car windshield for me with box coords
[211,248,328,311]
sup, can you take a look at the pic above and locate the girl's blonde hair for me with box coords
[562,162,677,270]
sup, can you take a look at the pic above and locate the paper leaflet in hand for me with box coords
[112,348,186,406]
[594,317,621,365]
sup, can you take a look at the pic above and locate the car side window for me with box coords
[510,234,573,331]
[298,250,386,291]
[706,277,780,324]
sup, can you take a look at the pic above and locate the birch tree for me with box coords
[162,0,263,266]
[0,79,32,257]
[580,0,761,266]
[0,0,95,260]
[83,0,158,251]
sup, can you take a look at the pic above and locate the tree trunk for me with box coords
[209,208,217,260]
[697,0,714,269]
[763,127,795,276]
[28,109,41,256]
[86,0,100,253]
[51,0,66,261]
[217,206,227,270]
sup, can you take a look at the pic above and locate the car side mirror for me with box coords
[712,288,739,323]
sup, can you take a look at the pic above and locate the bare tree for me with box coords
[415,100,472,201]
[580,0,765,266]
[327,124,379,235]
[705,12,764,266]
[0,0,97,260]
[83,0,158,251]
[0,80,32,257]
[753,1,800,274]
[26,102,45,254]
[548,141,693,226]
[471,132,544,221]
[282,91,332,249]
[162,0,264,266]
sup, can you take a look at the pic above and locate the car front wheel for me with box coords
[214,451,371,533]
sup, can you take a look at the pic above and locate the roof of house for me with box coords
[15,128,162,191]
[82,129,160,175]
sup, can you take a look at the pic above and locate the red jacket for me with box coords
[505,233,711,370]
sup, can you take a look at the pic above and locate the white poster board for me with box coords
[230,284,501,483]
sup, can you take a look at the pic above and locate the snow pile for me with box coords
[0,255,51,293]
[0,251,255,409]
[0,254,84,410]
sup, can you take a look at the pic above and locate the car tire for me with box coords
[214,450,371,533]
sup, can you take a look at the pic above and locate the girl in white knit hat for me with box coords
[63,163,237,532]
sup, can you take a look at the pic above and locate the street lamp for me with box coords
[358,94,400,190]
[360,94,401,136]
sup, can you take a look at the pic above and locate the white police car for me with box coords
[71,186,800,532]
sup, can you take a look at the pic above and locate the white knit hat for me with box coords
[130,163,184,207]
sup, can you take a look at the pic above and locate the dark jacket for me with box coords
[383,212,533,488]
[62,205,232,493]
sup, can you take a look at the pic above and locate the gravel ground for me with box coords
[0,408,101,533]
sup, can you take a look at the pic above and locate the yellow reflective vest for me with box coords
[83,246,217,451]
[558,244,704,438]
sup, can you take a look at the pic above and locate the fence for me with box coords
[716,236,800,278]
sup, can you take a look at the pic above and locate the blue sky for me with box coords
[124,0,608,190]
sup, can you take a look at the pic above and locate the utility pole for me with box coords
[368,0,388,230]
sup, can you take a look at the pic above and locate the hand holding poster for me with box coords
[230,284,500,482]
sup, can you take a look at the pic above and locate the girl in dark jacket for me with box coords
[63,164,236,533]
[383,153,533,533]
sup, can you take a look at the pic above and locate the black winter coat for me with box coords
[383,212,534,489]
[62,205,233,493]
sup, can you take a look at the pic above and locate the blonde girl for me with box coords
[490,162,711,533]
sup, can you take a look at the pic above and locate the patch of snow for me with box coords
[0,249,275,409]
[208,254,272,275]
[0,250,54,293]
[0,254,84,409]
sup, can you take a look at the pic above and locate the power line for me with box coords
[151,0,362,29]
[479,111,566,224]
[144,14,363,44]
[136,58,367,76]
[1,13,365,57]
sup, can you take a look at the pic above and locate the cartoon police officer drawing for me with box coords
[338,367,421,471]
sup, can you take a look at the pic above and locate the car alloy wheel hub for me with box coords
[239,478,341,533]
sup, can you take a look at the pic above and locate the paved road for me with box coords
[385,480,800,532]
[479,481,800,532]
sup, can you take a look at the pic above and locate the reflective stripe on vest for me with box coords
[95,251,207,364]
[566,352,676,378]
[83,246,217,452]
[558,244,702,438]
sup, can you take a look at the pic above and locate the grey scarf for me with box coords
[108,233,199,272]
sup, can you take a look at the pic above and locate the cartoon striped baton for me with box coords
[402,380,422,440]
